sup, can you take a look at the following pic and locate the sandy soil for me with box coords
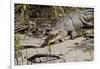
[15,35,94,65]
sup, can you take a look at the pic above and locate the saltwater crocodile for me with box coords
[47,8,94,43]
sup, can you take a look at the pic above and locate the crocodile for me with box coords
[48,8,94,43]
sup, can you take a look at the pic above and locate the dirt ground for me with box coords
[15,35,94,65]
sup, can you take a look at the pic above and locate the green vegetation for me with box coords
[14,33,22,64]
[47,36,52,63]
[85,46,94,60]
